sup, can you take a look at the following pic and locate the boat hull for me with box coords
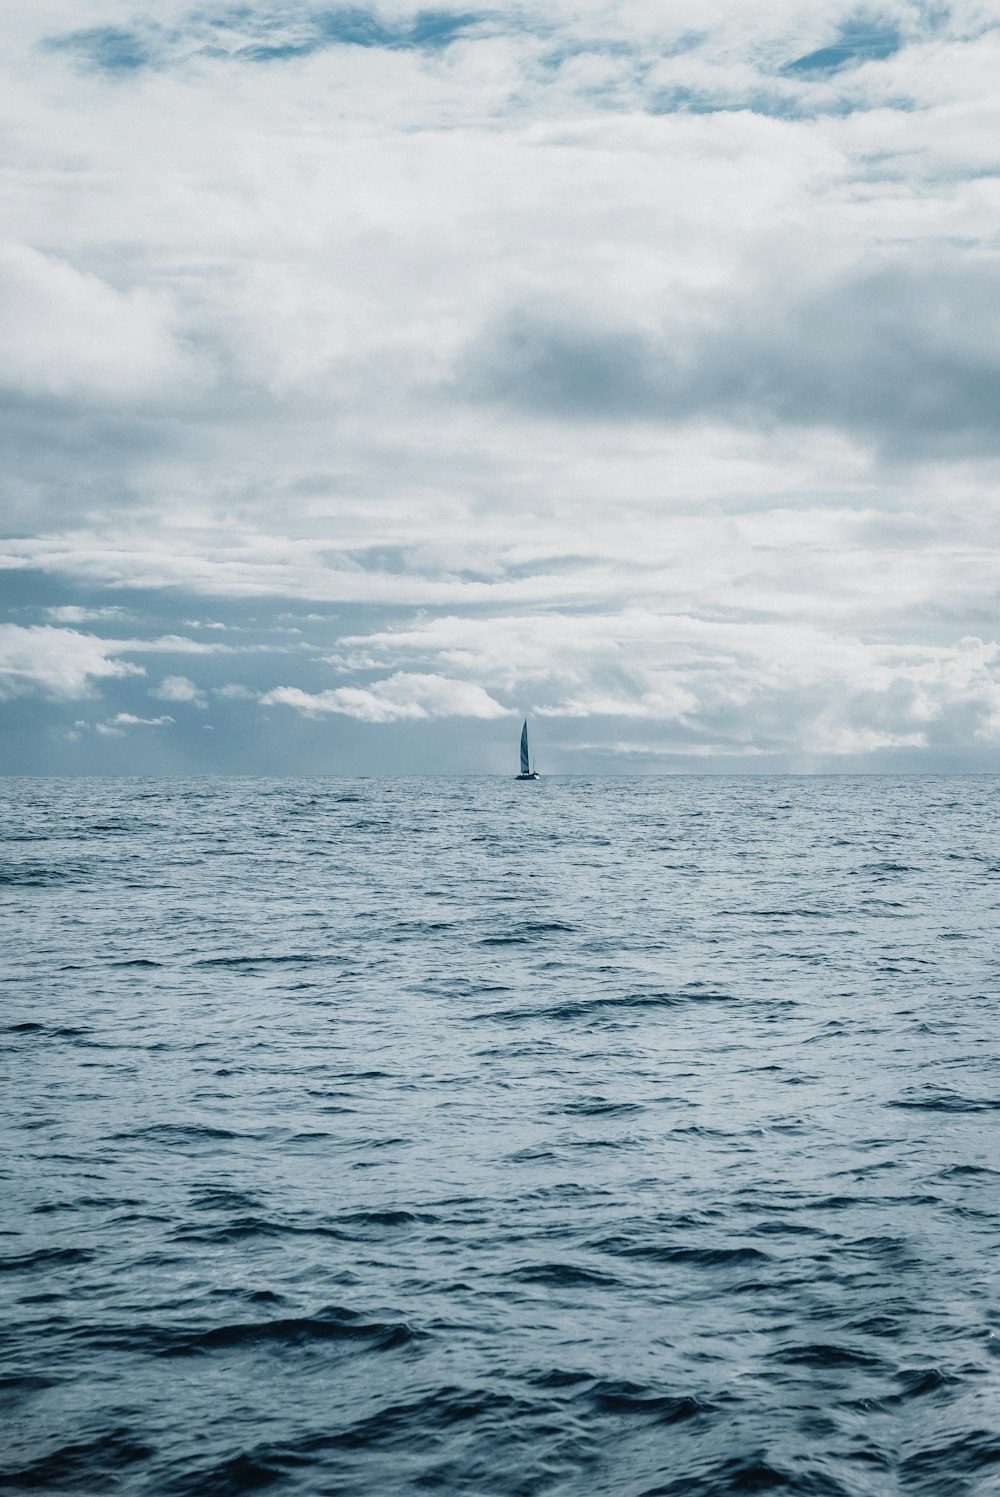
[515,772,540,780]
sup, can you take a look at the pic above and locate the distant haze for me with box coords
[2,1,1000,773]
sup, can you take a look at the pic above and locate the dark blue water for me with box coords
[2,776,1000,1496]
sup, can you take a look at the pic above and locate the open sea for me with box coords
[2,775,1000,1496]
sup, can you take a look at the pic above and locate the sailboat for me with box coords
[515,719,539,780]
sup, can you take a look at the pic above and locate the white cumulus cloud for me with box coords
[0,625,144,699]
[151,674,207,707]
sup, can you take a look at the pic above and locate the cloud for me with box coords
[44,605,129,623]
[461,256,1000,453]
[261,672,510,722]
[150,673,207,706]
[3,2,996,545]
[95,712,174,736]
[0,624,245,703]
[0,625,145,700]
[116,635,240,656]
[317,612,1000,758]
[0,243,193,401]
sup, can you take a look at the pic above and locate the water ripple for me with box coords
[1,774,999,1494]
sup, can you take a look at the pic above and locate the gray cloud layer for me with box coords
[463,258,1000,454]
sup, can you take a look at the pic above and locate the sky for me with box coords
[2,0,1000,774]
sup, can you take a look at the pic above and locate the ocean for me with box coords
[1,775,999,1495]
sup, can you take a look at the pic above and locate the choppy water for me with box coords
[2,776,1000,1496]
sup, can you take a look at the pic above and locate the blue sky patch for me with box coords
[783,18,904,74]
[45,8,486,72]
[245,9,484,58]
[44,25,156,72]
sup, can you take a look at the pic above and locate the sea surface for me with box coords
[2,776,1000,1496]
